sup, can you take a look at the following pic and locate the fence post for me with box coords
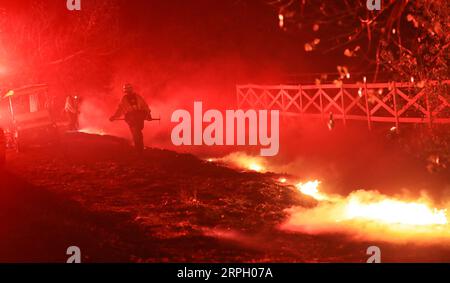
[364,80,372,130]
[280,86,286,123]
[299,84,303,116]
[340,84,346,126]
[425,89,432,129]
[319,88,324,121]
[236,86,240,109]
[392,82,400,134]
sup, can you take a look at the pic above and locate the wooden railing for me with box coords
[236,81,450,130]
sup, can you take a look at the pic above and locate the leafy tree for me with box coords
[266,0,449,170]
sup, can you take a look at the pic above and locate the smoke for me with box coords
[12,0,443,207]
[79,96,129,138]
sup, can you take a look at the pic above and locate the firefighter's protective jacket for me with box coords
[111,93,150,119]
[64,96,79,114]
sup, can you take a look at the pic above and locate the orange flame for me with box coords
[283,180,450,242]
[345,193,447,225]
[220,152,267,173]
[296,180,328,201]
[78,128,107,136]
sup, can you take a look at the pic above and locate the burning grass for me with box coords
[217,153,450,244]
[78,128,108,136]
[218,152,268,173]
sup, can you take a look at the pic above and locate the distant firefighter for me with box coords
[110,83,152,154]
[65,95,81,131]
[327,112,335,131]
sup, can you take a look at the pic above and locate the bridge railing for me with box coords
[236,81,450,130]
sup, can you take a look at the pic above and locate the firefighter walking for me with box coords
[110,84,152,154]
[65,95,81,130]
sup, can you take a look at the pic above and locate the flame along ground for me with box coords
[210,152,450,244]
[217,152,269,173]
[78,128,107,136]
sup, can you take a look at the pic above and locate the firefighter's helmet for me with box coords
[123,83,134,93]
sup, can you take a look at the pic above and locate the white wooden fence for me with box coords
[236,81,450,130]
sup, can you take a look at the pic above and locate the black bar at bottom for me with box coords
[0,263,448,281]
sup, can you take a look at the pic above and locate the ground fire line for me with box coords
[213,153,450,243]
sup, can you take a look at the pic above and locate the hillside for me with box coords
[1,132,450,262]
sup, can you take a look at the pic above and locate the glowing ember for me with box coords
[278,178,287,183]
[278,14,284,28]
